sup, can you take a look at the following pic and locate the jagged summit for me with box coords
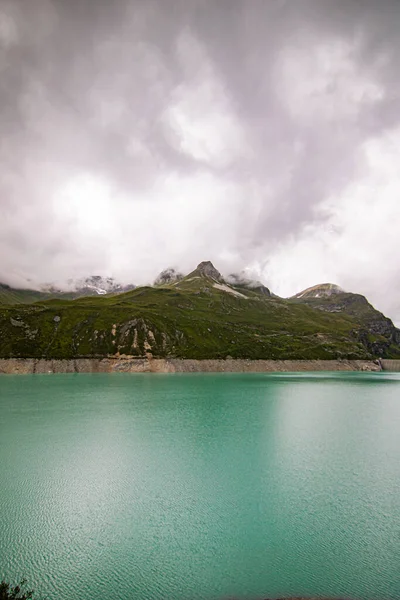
[69,276,136,296]
[154,268,183,286]
[158,261,273,299]
[191,261,223,282]
[293,283,344,300]
[176,262,272,300]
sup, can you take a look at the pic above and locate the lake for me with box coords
[0,372,399,599]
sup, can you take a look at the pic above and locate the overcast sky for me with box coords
[1,0,400,322]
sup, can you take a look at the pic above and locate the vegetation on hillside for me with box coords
[0,264,399,361]
[289,292,400,356]
[0,580,35,600]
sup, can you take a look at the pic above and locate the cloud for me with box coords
[275,35,385,122]
[163,29,248,167]
[264,126,400,323]
[0,0,400,324]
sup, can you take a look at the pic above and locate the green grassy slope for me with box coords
[0,283,52,304]
[1,265,399,361]
[0,283,111,305]
[289,291,400,357]
[0,274,393,360]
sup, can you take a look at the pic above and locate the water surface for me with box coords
[0,372,399,599]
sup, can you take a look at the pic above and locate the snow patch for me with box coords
[85,285,107,295]
[213,283,248,298]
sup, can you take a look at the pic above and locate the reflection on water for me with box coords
[0,373,400,600]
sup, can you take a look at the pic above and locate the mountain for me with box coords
[0,277,136,304]
[72,276,135,296]
[160,262,269,300]
[0,261,399,361]
[0,282,52,305]
[293,283,344,299]
[185,260,224,282]
[154,268,184,286]
[226,272,271,297]
[290,284,400,356]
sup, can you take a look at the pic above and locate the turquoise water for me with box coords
[0,372,399,600]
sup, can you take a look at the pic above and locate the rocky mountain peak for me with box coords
[196,261,223,282]
[66,276,135,296]
[294,283,344,300]
[154,268,184,286]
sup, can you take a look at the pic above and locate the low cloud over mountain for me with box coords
[1,0,399,323]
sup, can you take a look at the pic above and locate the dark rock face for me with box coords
[355,319,400,356]
[294,291,400,357]
[154,268,183,285]
[250,283,271,296]
[196,261,223,282]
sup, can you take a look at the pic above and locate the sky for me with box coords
[1,0,400,323]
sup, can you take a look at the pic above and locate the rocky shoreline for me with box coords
[0,357,390,374]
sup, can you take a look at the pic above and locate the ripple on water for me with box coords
[1,373,400,600]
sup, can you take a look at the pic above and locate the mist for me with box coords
[1,0,400,323]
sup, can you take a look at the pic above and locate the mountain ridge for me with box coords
[0,261,399,361]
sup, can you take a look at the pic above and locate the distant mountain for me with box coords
[290,284,400,357]
[185,260,224,282]
[155,263,271,299]
[1,260,399,361]
[0,277,136,305]
[154,268,184,286]
[0,282,52,305]
[293,283,344,299]
[72,276,135,296]
[226,272,271,297]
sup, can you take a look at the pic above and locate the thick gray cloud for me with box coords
[0,0,399,323]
